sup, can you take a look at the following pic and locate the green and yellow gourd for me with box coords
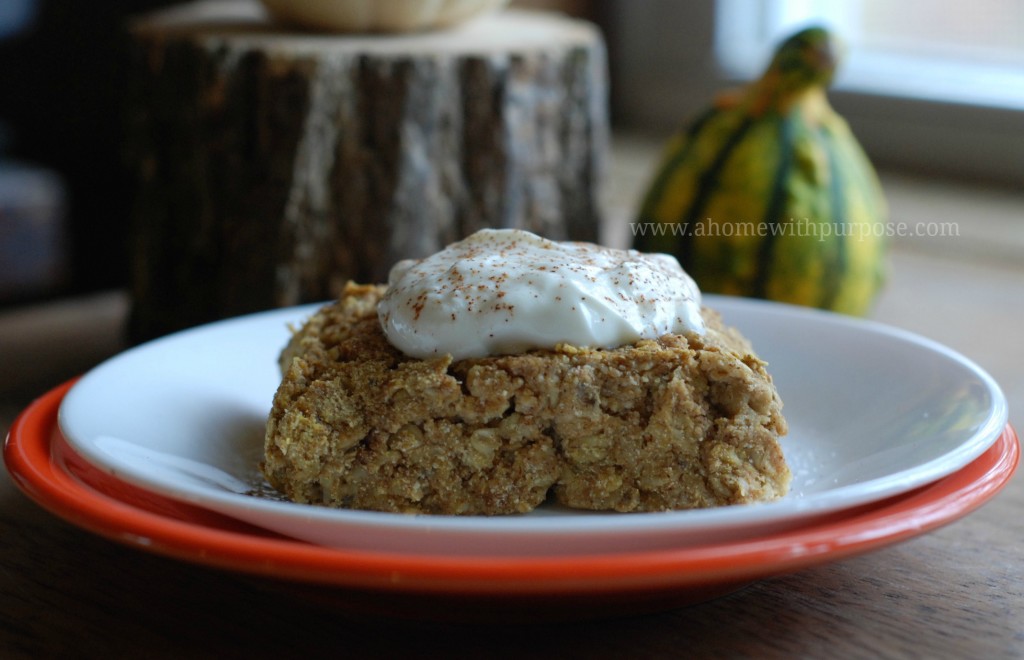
[634,27,887,315]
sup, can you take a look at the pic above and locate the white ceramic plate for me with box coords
[57,296,1008,557]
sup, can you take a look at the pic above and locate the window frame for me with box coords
[604,0,1024,186]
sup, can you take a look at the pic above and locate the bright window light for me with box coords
[716,0,1024,110]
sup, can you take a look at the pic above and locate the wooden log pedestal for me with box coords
[126,0,609,341]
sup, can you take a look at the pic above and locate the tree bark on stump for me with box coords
[125,0,608,341]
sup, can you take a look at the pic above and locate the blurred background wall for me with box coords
[0,1,171,301]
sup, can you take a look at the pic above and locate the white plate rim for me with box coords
[56,295,1009,554]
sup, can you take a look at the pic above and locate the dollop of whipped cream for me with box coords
[378,229,704,361]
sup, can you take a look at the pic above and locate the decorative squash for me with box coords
[633,27,887,315]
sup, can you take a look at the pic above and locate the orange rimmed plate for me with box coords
[4,380,1019,619]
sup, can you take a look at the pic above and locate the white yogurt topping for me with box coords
[378,229,705,360]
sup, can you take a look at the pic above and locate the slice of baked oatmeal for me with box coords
[262,283,789,515]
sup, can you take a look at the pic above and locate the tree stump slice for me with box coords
[126,0,608,340]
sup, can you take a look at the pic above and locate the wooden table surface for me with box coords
[2,149,1022,657]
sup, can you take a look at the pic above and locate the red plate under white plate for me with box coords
[4,380,1019,620]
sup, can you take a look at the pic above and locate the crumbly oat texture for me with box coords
[262,283,789,515]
